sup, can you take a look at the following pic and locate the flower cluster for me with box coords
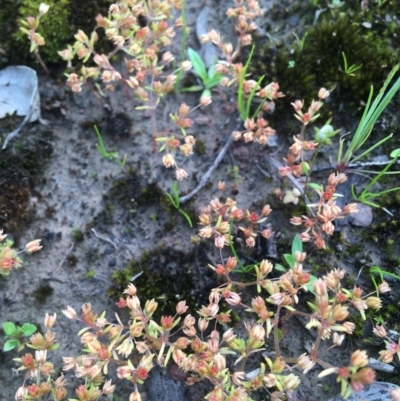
[319,350,375,398]
[278,88,330,177]
[0,230,41,277]
[14,313,68,401]
[13,237,389,401]
[232,113,276,144]
[290,173,358,249]
[61,0,183,93]
[370,293,400,365]
[198,198,272,248]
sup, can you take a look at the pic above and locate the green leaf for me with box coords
[50,343,61,351]
[188,48,208,82]
[3,339,20,352]
[180,85,205,92]
[274,264,287,272]
[207,64,217,79]
[283,254,296,269]
[390,148,400,158]
[301,161,310,175]
[2,322,17,336]
[205,75,222,89]
[308,183,323,191]
[21,323,37,337]
[291,234,303,255]
[305,274,318,294]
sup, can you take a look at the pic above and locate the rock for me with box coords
[146,366,186,401]
[348,203,373,227]
[328,382,400,401]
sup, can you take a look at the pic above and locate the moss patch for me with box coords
[110,245,215,318]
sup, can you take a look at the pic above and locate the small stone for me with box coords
[169,364,187,381]
[348,203,373,227]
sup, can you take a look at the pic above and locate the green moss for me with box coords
[33,282,54,303]
[16,0,70,63]
[71,228,84,242]
[66,254,78,267]
[0,125,53,237]
[251,11,399,130]
[194,138,207,156]
[109,245,214,318]
[0,0,111,66]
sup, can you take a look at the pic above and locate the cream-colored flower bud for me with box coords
[232,131,242,140]
[176,301,188,315]
[184,135,196,145]
[44,313,57,329]
[232,371,245,386]
[62,306,77,319]
[247,323,265,341]
[223,328,236,343]
[124,283,137,296]
[332,304,349,321]
[200,95,212,107]
[225,292,241,306]
[352,298,367,311]
[35,350,47,363]
[25,239,42,253]
[39,3,50,16]
[261,204,272,216]
[162,51,175,63]
[162,154,175,168]
[184,314,195,327]
[223,43,233,55]
[294,251,306,263]
[366,296,382,309]
[213,353,226,370]
[318,87,330,99]
[220,76,231,86]
[175,168,189,181]
[180,143,193,156]
[144,299,158,315]
[342,321,355,334]
[243,131,254,142]
[180,61,192,71]
[178,102,190,116]
[373,325,387,338]
[283,374,301,390]
[198,317,209,332]
[380,349,393,363]
[351,349,369,367]
[215,63,229,74]
[391,388,400,401]
[214,235,225,249]
[217,181,225,190]
[0,229,7,241]
[378,281,391,293]
[207,303,219,317]
[313,279,327,296]
[126,295,140,310]
[129,391,141,401]
[259,260,273,276]
[333,332,345,346]
[102,380,115,395]
[15,386,28,400]
[74,29,89,43]
[126,76,139,89]
[88,364,102,379]
[263,373,276,387]
[246,236,256,247]
[297,353,315,374]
